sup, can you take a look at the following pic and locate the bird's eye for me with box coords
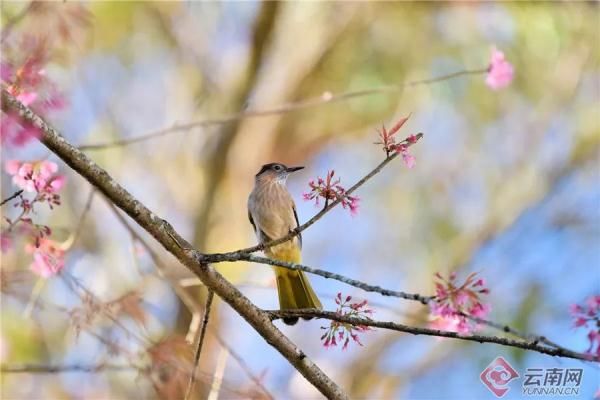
[274,165,283,171]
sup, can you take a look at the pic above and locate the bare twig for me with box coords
[63,188,95,250]
[185,290,215,400]
[0,363,139,374]
[77,70,484,150]
[212,333,275,400]
[0,190,23,206]
[207,346,229,400]
[216,253,433,304]
[267,309,599,362]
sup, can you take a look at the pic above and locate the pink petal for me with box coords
[16,91,38,106]
[486,47,514,90]
[4,160,21,175]
[48,175,66,192]
[402,152,416,169]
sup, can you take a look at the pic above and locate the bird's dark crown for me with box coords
[256,163,287,176]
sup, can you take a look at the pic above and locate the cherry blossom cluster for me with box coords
[429,272,491,334]
[570,295,600,357]
[2,160,66,278]
[5,160,65,208]
[321,293,374,350]
[1,38,66,147]
[303,170,360,216]
[375,114,421,168]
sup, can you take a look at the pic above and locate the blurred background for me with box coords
[1,1,599,399]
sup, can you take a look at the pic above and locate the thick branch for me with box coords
[2,90,348,400]
[267,310,599,362]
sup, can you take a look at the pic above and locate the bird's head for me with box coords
[255,163,304,185]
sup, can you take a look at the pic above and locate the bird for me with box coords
[247,162,322,325]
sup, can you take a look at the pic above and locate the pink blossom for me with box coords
[303,170,361,216]
[486,47,514,90]
[16,91,38,106]
[570,295,600,357]
[4,160,20,175]
[4,160,65,209]
[1,38,65,148]
[0,112,41,146]
[375,115,423,167]
[48,175,66,192]
[401,151,416,169]
[430,315,471,335]
[25,238,65,278]
[5,160,65,194]
[429,272,491,334]
[321,294,373,350]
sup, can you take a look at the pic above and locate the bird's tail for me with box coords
[275,268,322,325]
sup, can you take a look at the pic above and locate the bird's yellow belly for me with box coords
[266,242,301,265]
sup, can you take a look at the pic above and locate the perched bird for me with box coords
[247,162,322,325]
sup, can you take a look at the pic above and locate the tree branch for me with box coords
[218,253,433,304]
[185,290,214,400]
[1,89,348,400]
[77,70,483,150]
[0,363,139,374]
[267,309,599,362]
[211,333,275,400]
[1,189,23,207]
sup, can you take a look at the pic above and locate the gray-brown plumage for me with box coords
[248,163,322,325]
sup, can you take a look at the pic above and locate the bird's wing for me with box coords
[248,209,273,243]
[292,203,302,249]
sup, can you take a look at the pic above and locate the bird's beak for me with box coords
[286,166,304,173]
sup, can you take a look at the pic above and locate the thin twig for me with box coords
[218,253,433,304]
[184,290,215,400]
[267,310,599,362]
[0,190,23,206]
[63,188,95,250]
[207,346,229,400]
[211,333,275,400]
[77,69,484,150]
[0,363,139,374]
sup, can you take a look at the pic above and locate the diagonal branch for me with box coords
[267,309,599,362]
[1,89,348,400]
